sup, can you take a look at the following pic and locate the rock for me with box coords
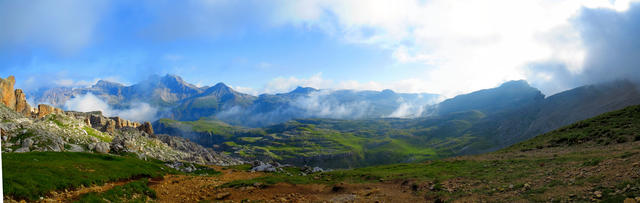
[37,104,63,118]
[215,192,231,200]
[138,121,154,135]
[0,76,17,110]
[14,89,31,116]
[22,138,33,148]
[251,162,278,172]
[68,144,84,152]
[88,143,96,151]
[14,147,30,153]
[94,142,110,153]
[594,191,603,199]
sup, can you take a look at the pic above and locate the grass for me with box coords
[505,104,640,152]
[2,152,176,201]
[74,179,156,203]
[83,126,113,142]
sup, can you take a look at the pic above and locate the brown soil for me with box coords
[149,166,425,203]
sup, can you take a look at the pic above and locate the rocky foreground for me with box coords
[0,75,242,166]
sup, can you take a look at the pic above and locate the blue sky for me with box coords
[1,0,640,97]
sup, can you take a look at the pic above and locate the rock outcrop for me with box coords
[138,121,154,135]
[66,111,152,135]
[37,104,63,118]
[0,76,16,110]
[14,89,31,116]
[0,76,32,117]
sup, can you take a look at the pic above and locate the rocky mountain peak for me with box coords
[93,80,124,88]
[205,82,234,96]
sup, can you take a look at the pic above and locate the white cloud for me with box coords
[268,0,640,95]
[64,93,158,121]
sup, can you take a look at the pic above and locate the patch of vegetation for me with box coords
[75,179,156,203]
[83,126,112,142]
[581,158,602,166]
[47,114,66,128]
[2,152,175,201]
[223,164,253,171]
[8,128,36,143]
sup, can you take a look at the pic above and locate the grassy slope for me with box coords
[2,152,174,200]
[221,105,640,202]
[505,104,640,151]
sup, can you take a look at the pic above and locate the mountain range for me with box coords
[148,77,640,168]
[30,74,440,127]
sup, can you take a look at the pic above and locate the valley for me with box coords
[3,75,640,202]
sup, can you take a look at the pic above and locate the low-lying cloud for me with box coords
[64,93,158,122]
[216,90,374,127]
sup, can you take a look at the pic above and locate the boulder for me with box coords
[14,147,30,153]
[95,142,110,154]
[22,138,34,148]
[68,144,84,152]
[251,162,278,172]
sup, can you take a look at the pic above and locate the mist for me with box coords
[64,93,158,122]
[216,90,375,127]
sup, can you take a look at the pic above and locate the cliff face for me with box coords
[1,76,17,110]
[0,76,32,117]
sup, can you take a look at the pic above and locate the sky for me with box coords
[1,0,640,98]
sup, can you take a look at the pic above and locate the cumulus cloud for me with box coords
[64,93,158,122]
[268,0,640,96]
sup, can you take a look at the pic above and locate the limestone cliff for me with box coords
[0,76,32,116]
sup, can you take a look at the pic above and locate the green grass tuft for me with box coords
[74,179,156,203]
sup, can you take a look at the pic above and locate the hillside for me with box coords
[209,104,640,202]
